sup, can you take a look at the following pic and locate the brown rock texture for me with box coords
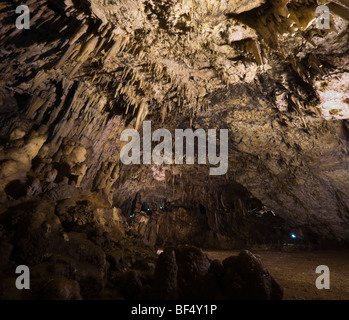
[152,246,283,300]
[0,0,348,300]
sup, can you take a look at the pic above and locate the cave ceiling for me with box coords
[0,0,349,244]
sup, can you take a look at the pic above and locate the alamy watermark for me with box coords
[316,265,330,290]
[120,121,228,176]
[15,4,330,31]
[15,5,30,29]
[13,264,331,292]
[316,5,330,30]
[15,265,30,290]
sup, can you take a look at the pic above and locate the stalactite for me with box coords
[32,71,48,91]
[55,43,76,69]
[27,96,46,118]
[69,23,89,47]
[135,100,149,131]
[69,36,99,77]
[104,37,122,63]
[246,40,263,65]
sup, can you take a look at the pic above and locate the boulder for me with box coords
[152,248,178,299]
[222,250,284,300]
[40,277,82,300]
[152,246,283,300]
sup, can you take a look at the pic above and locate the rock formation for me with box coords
[0,0,348,299]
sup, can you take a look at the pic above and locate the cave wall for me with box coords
[112,81,349,247]
[0,0,349,249]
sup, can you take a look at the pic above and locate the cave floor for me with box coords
[204,249,349,300]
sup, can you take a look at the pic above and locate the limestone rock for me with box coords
[152,246,283,300]
[40,277,82,300]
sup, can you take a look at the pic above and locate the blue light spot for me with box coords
[159,206,163,210]
[291,233,296,239]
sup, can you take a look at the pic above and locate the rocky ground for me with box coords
[206,249,349,300]
[0,198,284,300]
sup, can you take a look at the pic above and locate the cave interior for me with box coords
[0,0,349,300]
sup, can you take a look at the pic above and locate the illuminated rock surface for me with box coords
[0,0,348,299]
